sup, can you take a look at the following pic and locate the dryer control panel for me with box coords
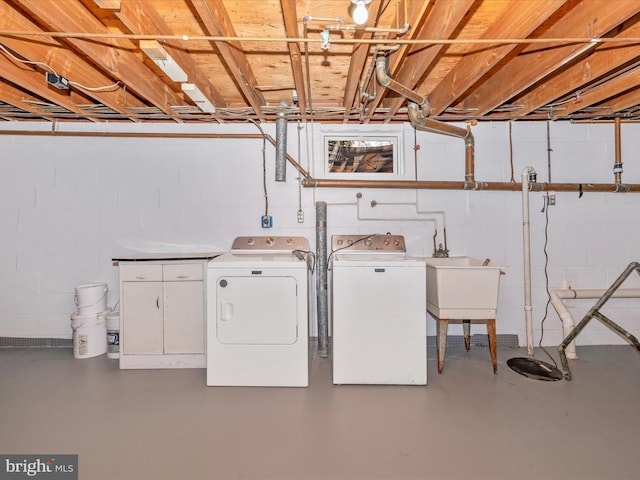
[331,234,406,253]
[231,236,310,253]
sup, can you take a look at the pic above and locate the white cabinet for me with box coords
[118,261,206,369]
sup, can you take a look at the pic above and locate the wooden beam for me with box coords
[554,66,640,118]
[13,0,187,117]
[280,0,307,117]
[509,21,640,117]
[189,0,266,120]
[462,0,640,116]
[379,0,474,119]
[341,0,387,121]
[427,0,567,116]
[0,1,147,117]
[0,54,95,119]
[116,0,226,108]
[0,81,55,119]
[596,87,640,117]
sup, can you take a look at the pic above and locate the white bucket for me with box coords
[74,283,108,315]
[70,311,107,359]
[105,310,120,359]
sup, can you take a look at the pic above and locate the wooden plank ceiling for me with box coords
[1,0,640,124]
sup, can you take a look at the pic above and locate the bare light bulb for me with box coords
[352,0,368,25]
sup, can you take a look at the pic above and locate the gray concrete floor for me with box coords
[1,344,639,480]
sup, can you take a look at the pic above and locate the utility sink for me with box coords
[425,256,505,319]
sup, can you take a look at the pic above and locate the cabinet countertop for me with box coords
[112,252,223,263]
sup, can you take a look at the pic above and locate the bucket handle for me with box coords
[74,289,107,308]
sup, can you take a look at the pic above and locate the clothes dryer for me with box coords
[207,236,310,387]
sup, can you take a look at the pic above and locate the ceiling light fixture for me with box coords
[140,40,188,83]
[181,83,216,113]
[350,0,372,25]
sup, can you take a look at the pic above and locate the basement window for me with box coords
[323,133,402,178]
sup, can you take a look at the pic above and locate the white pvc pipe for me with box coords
[550,288,640,360]
[522,167,535,356]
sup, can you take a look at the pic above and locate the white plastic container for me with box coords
[70,311,107,359]
[74,283,108,315]
[105,310,120,359]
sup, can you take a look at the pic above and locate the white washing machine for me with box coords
[206,236,310,387]
[331,234,427,385]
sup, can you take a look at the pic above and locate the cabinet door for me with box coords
[163,281,204,354]
[122,281,164,354]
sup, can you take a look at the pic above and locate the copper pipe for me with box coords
[302,178,640,192]
[0,128,312,179]
[614,117,623,185]
[3,128,639,192]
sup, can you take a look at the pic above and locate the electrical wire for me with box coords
[0,42,55,72]
[293,249,316,274]
[0,42,121,92]
[326,233,379,271]
[69,81,120,92]
[538,185,558,368]
[538,122,557,368]
[244,119,269,219]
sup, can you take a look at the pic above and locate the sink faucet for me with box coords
[433,243,449,258]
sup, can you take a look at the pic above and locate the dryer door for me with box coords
[216,276,298,345]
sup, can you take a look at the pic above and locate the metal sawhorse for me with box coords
[559,262,640,380]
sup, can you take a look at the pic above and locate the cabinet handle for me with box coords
[136,276,146,280]
[156,297,160,309]
[177,275,188,279]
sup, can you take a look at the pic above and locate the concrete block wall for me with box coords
[0,120,638,349]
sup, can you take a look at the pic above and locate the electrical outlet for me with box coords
[543,191,556,206]
[260,215,273,228]
[297,210,304,223]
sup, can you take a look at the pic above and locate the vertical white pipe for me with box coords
[522,167,535,356]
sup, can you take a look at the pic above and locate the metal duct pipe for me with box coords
[315,201,329,358]
[275,112,288,182]
[522,166,536,356]
[375,56,476,189]
[407,102,476,189]
[375,57,430,112]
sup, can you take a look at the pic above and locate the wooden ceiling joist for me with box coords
[189,0,266,120]
[462,0,640,117]
[0,1,640,124]
[13,0,187,118]
[427,0,568,116]
[280,0,307,117]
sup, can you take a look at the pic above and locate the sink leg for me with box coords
[487,318,497,374]
[436,318,449,374]
[463,319,471,351]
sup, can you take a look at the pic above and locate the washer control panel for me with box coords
[231,236,310,253]
[331,234,406,253]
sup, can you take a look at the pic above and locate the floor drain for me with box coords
[507,357,563,381]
